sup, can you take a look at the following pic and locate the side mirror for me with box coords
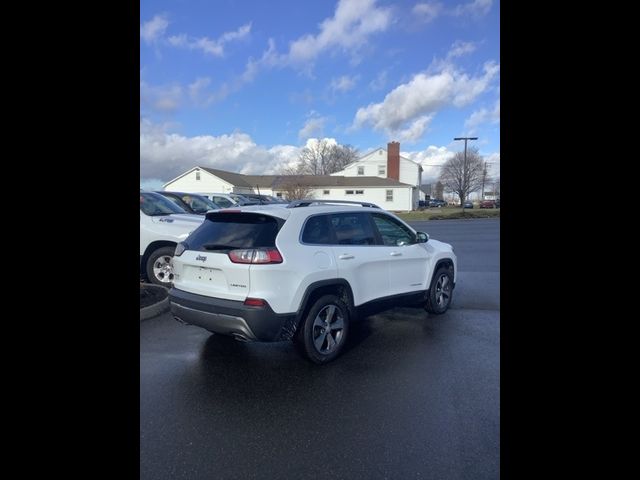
[416,231,429,243]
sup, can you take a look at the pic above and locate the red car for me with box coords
[479,199,496,209]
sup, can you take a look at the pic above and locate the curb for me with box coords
[140,284,170,321]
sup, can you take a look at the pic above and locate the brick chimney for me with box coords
[387,141,400,181]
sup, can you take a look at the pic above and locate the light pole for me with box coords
[481,162,495,199]
[453,137,477,210]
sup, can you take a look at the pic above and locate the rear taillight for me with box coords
[228,248,283,264]
[244,298,268,307]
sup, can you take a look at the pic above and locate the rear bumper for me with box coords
[168,288,296,342]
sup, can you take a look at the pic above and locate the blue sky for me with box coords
[140,0,499,188]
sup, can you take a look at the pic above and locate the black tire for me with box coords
[295,294,350,364]
[145,246,176,287]
[425,266,454,314]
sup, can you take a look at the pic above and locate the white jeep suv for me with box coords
[169,200,457,363]
[140,191,204,285]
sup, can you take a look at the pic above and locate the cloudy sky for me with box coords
[140,0,500,188]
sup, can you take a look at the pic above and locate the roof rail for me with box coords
[287,199,381,209]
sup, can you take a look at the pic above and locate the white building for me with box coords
[162,142,423,211]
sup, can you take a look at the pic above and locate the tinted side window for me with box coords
[372,214,415,246]
[301,215,333,244]
[330,213,376,245]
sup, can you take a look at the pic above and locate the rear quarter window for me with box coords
[301,215,334,244]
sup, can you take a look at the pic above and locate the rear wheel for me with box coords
[295,295,349,364]
[145,246,176,286]
[425,267,453,314]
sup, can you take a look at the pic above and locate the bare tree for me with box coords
[296,139,334,175]
[274,168,315,200]
[439,146,485,206]
[326,144,359,173]
[295,140,359,175]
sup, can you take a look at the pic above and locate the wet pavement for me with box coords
[140,218,500,479]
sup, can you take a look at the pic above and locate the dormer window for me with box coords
[378,165,386,175]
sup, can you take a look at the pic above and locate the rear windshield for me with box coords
[186,213,284,251]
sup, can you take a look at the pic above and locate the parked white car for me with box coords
[140,191,204,285]
[169,200,457,363]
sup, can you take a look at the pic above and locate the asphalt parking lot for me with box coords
[140,218,500,480]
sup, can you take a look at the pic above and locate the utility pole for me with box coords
[453,137,478,210]
[481,161,487,199]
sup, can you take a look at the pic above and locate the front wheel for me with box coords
[295,295,350,364]
[145,246,176,286]
[425,267,454,314]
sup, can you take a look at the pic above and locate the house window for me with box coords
[323,190,330,195]
[378,165,386,175]
[355,190,364,195]
[386,190,393,201]
[345,190,354,195]
[276,192,282,198]
[357,166,364,175]
[195,171,200,180]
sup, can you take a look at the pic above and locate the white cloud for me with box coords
[403,146,499,183]
[465,99,500,130]
[140,80,183,113]
[412,2,443,23]
[396,115,434,143]
[286,0,392,65]
[299,113,327,140]
[139,120,359,182]
[140,118,302,181]
[188,77,212,103]
[452,0,493,17]
[353,59,499,139]
[330,75,358,93]
[447,40,477,59]
[141,14,169,44]
[403,145,456,181]
[211,0,390,100]
[168,23,252,57]
[369,70,388,91]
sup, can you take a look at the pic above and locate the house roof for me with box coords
[199,167,413,188]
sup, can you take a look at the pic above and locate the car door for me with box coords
[370,213,429,296]
[328,212,390,306]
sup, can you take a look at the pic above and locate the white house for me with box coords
[162,142,423,211]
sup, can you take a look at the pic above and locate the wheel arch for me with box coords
[295,279,355,329]
[141,240,177,271]
[427,257,456,289]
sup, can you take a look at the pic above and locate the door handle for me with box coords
[338,254,355,260]
[390,252,402,256]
